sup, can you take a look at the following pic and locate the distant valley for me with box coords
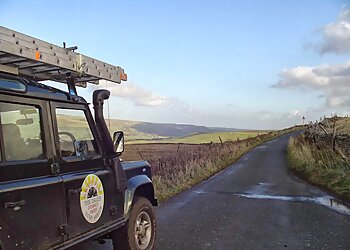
[105,118,245,142]
[57,115,263,144]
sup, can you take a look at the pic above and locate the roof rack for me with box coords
[0,26,127,95]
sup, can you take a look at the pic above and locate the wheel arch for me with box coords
[124,175,157,219]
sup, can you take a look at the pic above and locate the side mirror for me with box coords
[113,131,124,155]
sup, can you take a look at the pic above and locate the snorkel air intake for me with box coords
[93,89,114,156]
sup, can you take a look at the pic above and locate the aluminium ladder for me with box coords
[0,26,127,90]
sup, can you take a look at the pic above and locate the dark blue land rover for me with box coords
[0,73,157,249]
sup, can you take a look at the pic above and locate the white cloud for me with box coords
[313,7,350,55]
[288,110,300,119]
[94,80,189,109]
[89,80,196,126]
[273,66,329,89]
[273,60,350,108]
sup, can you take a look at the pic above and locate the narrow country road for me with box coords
[74,132,350,249]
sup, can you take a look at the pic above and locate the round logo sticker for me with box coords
[80,174,104,224]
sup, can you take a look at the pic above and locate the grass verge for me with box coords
[287,135,350,201]
[153,126,304,201]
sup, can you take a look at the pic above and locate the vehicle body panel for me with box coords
[50,101,125,239]
[0,93,65,249]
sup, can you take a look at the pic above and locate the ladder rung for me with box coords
[33,67,62,74]
[0,53,10,59]
[2,58,29,65]
[19,63,44,70]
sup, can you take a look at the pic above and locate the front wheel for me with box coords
[112,196,156,250]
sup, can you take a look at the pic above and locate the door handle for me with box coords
[5,200,26,209]
[51,162,60,175]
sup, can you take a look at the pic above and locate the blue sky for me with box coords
[1,0,350,129]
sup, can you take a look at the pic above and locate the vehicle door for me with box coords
[0,94,65,249]
[50,102,124,239]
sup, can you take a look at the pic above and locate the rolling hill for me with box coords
[106,119,243,142]
[131,121,242,137]
[56,114,256,143]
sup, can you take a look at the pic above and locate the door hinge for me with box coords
[59,224,68,236]
[110,206,118,216]
[51,163,60,175]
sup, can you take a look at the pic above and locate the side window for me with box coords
[56,108,99,157]
[0,102,44,161]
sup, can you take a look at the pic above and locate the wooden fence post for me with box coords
[219,136,223,145]
[332,116,336,151]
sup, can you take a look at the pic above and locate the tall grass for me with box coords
[288,135,350,201]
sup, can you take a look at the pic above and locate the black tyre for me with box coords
[112,196,156,250]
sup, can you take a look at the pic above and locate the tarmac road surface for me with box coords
[73,131,350,249]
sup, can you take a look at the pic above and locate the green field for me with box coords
[127,131,267,144]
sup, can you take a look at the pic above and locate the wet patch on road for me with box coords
[192,191,350,216]
[234,193,350,216]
